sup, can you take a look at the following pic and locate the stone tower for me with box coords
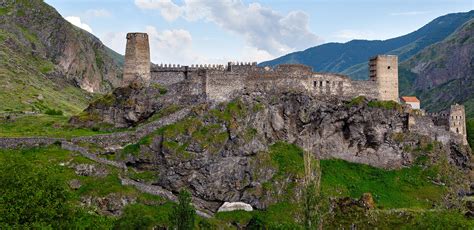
[369,55,399,102]
[449,104,468,145]
[123,33,151,87]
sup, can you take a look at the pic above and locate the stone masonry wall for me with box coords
[123,33,151,86]
[449,104,468,145]
[0,137,64,149]
[369,55,399,101]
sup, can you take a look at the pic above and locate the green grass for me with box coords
[0,25,92,115]
[346,96,366,107]
[128,170,157,183]
[0,6,10,15]
[0,114,107,138]
[269,142,305,178]
[0,145,469,228]
[368,100,403,111]
[320,159,445,209]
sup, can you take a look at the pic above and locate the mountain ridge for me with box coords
[260,11,474,80]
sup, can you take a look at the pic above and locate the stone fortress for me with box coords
[123,32,468,146]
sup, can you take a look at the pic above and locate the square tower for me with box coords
[449,104,468,145]
[123,33,151,87]
[369,55,399,102]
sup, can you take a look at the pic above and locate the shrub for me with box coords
[45,108,63,116]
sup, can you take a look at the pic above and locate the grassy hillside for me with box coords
[0,28,92,115]
[0,0,124,115]
[1,143,471,228]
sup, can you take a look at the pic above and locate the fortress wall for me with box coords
[274,64,313,77]
[206,70,245,102]
[308,73,352,97]
[408,115,453,145]
[350,80,379,99]
[151,71,186,86]
[246,77,311,95]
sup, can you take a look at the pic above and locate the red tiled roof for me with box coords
[401,96,420,103]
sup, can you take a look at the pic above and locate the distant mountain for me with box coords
[0,0,124,114]
[260,11,473,80]
[400,19,474,116]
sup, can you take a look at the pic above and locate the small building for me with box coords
[401,96,420,109]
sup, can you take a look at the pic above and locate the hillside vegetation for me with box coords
[1,144,471,229]
[0,0,124,115]
[400,19,474,116]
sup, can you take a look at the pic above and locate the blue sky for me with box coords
[44,0,473,64]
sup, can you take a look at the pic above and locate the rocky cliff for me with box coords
[0,0,123,94]
[400,19,474,116]
[72,84,472,213]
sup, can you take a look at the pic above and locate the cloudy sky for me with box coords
[45,0,472,64]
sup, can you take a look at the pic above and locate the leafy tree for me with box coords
[170,189,196,230]
[114,205,154,230]
[0,155,74,228]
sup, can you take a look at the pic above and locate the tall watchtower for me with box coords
[449,104,468,145]
[123,33,151,87]
[369,55,399,102]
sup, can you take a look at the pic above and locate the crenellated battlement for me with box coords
[126,33,148,39]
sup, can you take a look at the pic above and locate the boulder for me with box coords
[217,202,253,212]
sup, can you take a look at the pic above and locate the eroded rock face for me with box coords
[1,0,123,93]
[114,92,471,213]
[78,89,467,212]
[70,82,206,129]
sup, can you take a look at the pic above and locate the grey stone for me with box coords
[218,202,253,212]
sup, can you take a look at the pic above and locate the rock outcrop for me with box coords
[92,90,470,213]
[218,202,254,212]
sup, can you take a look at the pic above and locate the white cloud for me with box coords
[145,26,201,64]
[390,11,430,16]
[135,0,182,21]
[101,26,208,65]
[240,46,274,63]
[65,16,93,33]
[85,9,112,18]
[134,0,322,58]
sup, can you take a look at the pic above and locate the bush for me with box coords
[45,108,63,115]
